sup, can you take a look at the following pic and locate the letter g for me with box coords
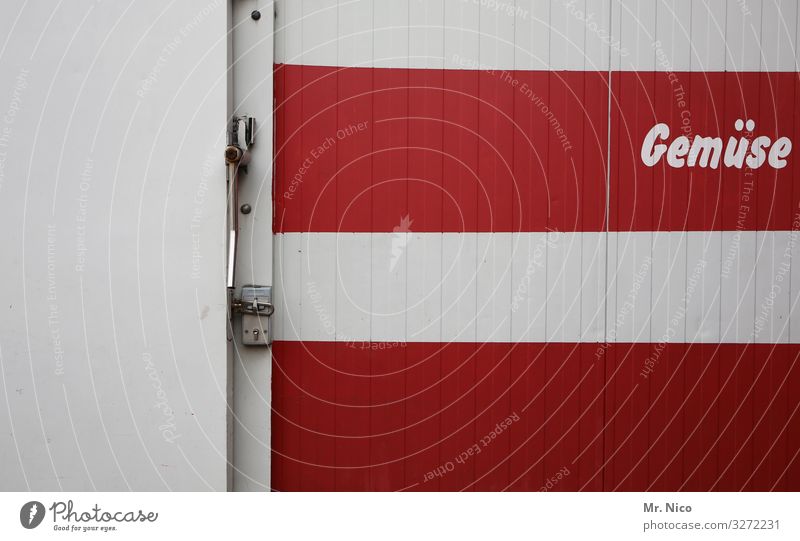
[641,123,670,166]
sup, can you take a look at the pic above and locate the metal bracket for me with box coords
[230,115,256,148]
[232,285,273,346]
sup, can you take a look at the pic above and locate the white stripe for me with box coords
[272,233,286,340]
[410,0,445,70]
[442,233,478,341]
[444,0,480,70]
[654,0,692,72]
[582,231,606,341]
[371,231,407,341]
[510,232,547,341]
[688,232,723,342]
[336,233,371,341]
[274,231,800,343]
[726,0,763,71]
[407,232,443,341]
[608,231,652,342]
[550,0,588,71]
[763,0,800,71]
[476,232,512,341]
[547,230,585,341]
[275,0,798,71]
[755,231,792,343]
[338,0,373,68]
[375,0,410,69]
[300,233,337,341]
[651,230,687,343]
[720,230,755,342]
[612,0,656,71]
[513,0,553,71]
[690,0,727,71]
[479,0,515,71]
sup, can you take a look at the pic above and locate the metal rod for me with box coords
[225,150,241,289]
[225,116,253,291]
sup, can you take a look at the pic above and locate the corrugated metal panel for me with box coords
[271,0,800,491]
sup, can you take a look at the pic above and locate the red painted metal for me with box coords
[274,64,609,233]
[275,66,800,233]
[272,341,800,491]
[271,64,800,491]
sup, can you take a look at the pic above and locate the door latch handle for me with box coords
[232,298,274,317]
[225,115,255,290]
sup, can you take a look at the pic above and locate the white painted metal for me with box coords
[726,0,763,71]
[302,0,338,67]
[279,233,304,342]
[654,0,692,72]
[582,232,607,342]
[514,0,552,71]
[690,0,727,71]
[510,232,545,342]
[407,233,444,342]
[686,232,722,343]
[547,231,586,342]
[0,0,230,490]
[607,231,653,342]
[372,233,407,342]
[275,231,800,344]
[551,0,589,71]
[651,231,688,343]
[754,231,792,343]
[339,0,373,68]
[230,0,275,492]
[301,234,337,341]
[719,231,756,343]
[479,0,515,70]
[336,233,372,341]
[476,233,513,342]
[444,0,479,70]
[275,0,798,72]
[614,0,656,72]
[442,233,479,342]
[376,0,410,69]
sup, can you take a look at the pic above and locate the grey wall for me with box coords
[0,0,230,490]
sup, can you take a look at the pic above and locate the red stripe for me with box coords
[271,341,800,491]
[372,68,409,233]
[274,64,609,233]
[275,66,800,232]
[473,343,511,490]
[610,71,799,231]
[369,345,406,491]
[404,342,441,491]
[439,343,476,491]
[443,71,479,233]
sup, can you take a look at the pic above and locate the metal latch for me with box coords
[225,115,272,346]
[225,115,255,289]
[232,285,273,346]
